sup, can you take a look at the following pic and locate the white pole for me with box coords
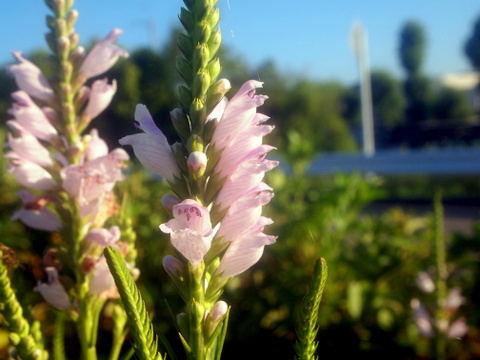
[351,22,375,156]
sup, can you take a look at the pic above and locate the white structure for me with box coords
[350,21,375,156]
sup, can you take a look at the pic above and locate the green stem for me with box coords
[433,189,447,360]
[189,265,206,360]
[53,312,66,360]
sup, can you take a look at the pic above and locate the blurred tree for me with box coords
[399,21,425,76]
[464,13,480,70]
[432,87,475,122]
[370,69,405,130]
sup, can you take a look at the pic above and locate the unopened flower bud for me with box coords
[193,44,210,71]
[163,255,184,278]
[209,300,228,323]
[192,70,211,99]
[207,78,231,111]
[194,22,212,44]
[187,151,207,177]
[207,28,222,58]
[66,9,79,28]
[207,57,221,82]
[162,194,181,211]
[206,8,220,29]
[189,98,206,126]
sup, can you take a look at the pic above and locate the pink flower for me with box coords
[445,287,465,311]
[119,104,180,183]
[217,217,276,278]
[7,91,57,142]
[8,52,54,102]
[160,199,217,268]
[61,148,128,205]
[84,129,109,161]
[5,152,56,191]
[415,271,435,293]
[11,190,61,231]
[447,317,468,338]
[85,226,121,249]
[34,267,71,310]
[81,79,117,120]
[411,298,434,338]
[7,132,53,168]
[79,29,129,79]
[89,257,116,296]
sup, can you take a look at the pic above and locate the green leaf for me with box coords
[104,246,164,360]
[294,257,328,360]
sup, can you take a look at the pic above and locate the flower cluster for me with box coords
[411,271,468,339]
[121,80,277,280]
[5,26,129,307]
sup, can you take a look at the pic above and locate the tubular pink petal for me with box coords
[8,52,53,101]
[120,133,179,182]
[7,132,53,167]
[82,79,117,119]
[218,231,276,278]
[6,154,56,191]
[34,267,71,310]
[134,104,166,137]
[79,29,129,79]
[8,91,57,142]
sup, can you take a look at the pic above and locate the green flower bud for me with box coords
[177,32,193,60]
[187,134,204,152]
[207,57,221,82]
[176,55,192,84]
[170,108,191,141]
[179,7,194,33]
[66,9,79,29]
[192,70,211,99]
[69,32,79,50]
[8,333,21,345]
[207,78,231,112]
[176,84,193,111]
[56,18,67,36]
[206,8,220,29]
[193,44,210,72]
[207,28,222,58]
[58,36,70,60]
[190,98,207,127]
[194,21,211,44]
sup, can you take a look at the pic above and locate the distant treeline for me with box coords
[1,16,480,165]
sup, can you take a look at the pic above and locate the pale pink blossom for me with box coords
[411,298,434,338]
[79,29,129,79]
[61,148,128,204]
[85,226,121,249]
[84,129,109,161]
[217,217,276,278]
[8,52,54,102]
[415,271,435,293]
[210,80,268,151]
[5,152,56,191]
[89,257,116,296]
[160,199,216,268]
[447,317,468,338]
[34,267,71,310]
[119,104,180,183]
[7,91,57,142]
[82,79,117,120]
[11,190,61,231]
[445,287,465,310]
[7,132,53,168]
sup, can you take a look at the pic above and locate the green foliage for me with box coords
[294,258,328,360]
[104,247,164,360]
[464,13,480,70]
[399,20,426,75]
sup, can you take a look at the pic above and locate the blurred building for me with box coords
[441,71,480,110]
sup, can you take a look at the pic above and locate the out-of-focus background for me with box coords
[1,1,480,359]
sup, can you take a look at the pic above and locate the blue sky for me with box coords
[1,1,479,84]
